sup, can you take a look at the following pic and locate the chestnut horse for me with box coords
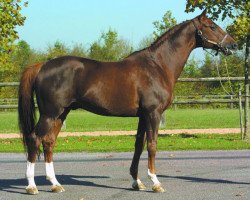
[18,10,237,194]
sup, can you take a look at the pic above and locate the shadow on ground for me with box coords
[158,174,250,185]
[0,174,134,195]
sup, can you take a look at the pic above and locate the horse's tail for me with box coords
[18,63,43,149]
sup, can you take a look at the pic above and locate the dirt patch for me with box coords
[0,128,241,139]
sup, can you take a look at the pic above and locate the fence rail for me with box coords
[0,77,248,110]
[0,97,242,109]
[178,77,247,82]
[0,77,249,88]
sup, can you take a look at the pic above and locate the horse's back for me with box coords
[35,56,141,117]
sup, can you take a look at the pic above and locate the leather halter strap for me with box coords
[192,19,229,51]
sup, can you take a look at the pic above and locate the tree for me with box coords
[46,41,69,59]
[182,57,201,78]
[186,0,250,139]
[89,29,133,61]
[11,40,32,70]
[0,0,28,66]
[152,10,177,39]
[69,43,87,57]
[137,11,177,53]
[138,36,154,50]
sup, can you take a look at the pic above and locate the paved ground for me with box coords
[0,128,241,138]
[0,150,250,200]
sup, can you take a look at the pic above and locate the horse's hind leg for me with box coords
[130,116,147,190]
[25,131,42,194]
[42,117,65,193]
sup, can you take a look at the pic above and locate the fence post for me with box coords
[202,95,205,109]
[238,88,244,140]
[160,111,166,128]
[230,95,233,109]
[173,96,177,111]
[4,99,7,112]
[62,121,66,131]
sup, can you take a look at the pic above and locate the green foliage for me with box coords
[137,10,177,50]
[69,43,87,57]
[186,0,247,20]
[152,10,177,39]
[227,15,249,48]
[137,35,154,50]
[46,41,69,59]
[89,29,133,61]
[11,40,32,70]
[0,0,28,66]
[181,57,201,78]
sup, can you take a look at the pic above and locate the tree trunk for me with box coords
[244,34,250,139]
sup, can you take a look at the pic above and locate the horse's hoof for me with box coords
[26,186,39,195]
[51,185,65,193]
[132,180,146,191]
[152,184,165,193]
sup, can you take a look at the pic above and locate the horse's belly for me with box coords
[77,98,139,117]
[78,90,139,117]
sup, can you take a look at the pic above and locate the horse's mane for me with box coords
[126,19,191,58]
[149,20,190,51]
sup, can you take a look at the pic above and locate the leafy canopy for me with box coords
[152,10,177,39]
[0,0,28,65]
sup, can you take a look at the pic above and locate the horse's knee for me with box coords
[147,140,157,156]
[42,138,56,162]
[43,141,55,153]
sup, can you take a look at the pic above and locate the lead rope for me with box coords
[215,59,234,95]
[224,59,235,95]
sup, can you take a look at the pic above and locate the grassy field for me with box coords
[0,134,249,153]
[0,108,240,133]
[0,109,247,153]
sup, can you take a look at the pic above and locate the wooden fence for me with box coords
[0,77,248,110]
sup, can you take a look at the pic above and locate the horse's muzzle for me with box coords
[221,42,238,55]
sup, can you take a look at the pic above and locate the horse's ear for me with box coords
[201,9,207,16]
[198,9,207,21]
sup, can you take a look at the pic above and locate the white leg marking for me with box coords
[132,178,142,186]
[26,161,36,187]
[132,178,146,190]
[45,162,60,186]
[148,169,161,186]
[136,179,143,185]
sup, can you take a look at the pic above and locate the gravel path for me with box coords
[0,128,241,139]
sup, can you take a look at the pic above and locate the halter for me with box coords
[192,20,229,55]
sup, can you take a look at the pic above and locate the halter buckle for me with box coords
[197,30,202,36]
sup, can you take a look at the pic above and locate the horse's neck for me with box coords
[149,21,196,82]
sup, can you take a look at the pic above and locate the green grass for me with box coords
[0,134,249,153]
[0,109,240,133]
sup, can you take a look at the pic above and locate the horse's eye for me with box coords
[211,25,217,31]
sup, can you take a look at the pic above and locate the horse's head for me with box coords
[193,10,237,55]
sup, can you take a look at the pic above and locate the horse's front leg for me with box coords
[145,110,165,193]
